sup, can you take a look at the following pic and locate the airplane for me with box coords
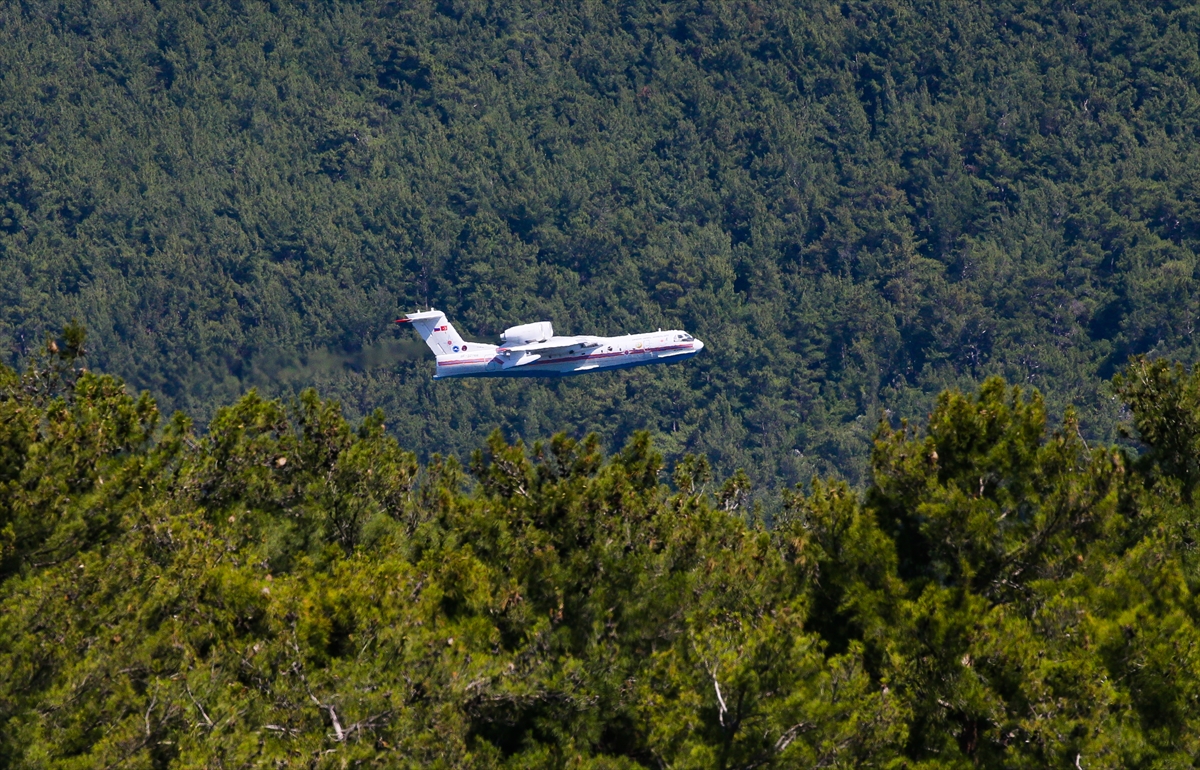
[396,308,704,379]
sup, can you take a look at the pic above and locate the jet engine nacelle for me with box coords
[501,321,554,345]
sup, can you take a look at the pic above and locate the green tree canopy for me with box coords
[5,342,1200,767]
[4,0,1200,489]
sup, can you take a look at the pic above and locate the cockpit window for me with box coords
[679,333,693,341]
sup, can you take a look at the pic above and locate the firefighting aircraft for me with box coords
[396,309,704,378]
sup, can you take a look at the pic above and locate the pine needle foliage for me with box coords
[4,342,1200,767]
[4,1,1200,487]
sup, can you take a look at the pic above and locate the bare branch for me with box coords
[343,711,393,741]
[308,692,345,741]
[327,704,345,742]
[708,664,729,728]
[185,683,214,730]
[774,722,812,753]
[144,694,158,738]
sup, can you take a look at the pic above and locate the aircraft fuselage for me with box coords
[435,331,704,379]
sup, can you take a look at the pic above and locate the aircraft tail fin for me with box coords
[397,309,468,356]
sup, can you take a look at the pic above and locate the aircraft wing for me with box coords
[500,337,601,358]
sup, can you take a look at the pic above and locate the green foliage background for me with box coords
[4,0,1200,485]
[5,333,1200,766]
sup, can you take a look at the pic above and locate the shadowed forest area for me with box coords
[3,0,1200,487]
[4,333,1200,766]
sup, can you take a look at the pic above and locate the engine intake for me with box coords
[501,321,554,345]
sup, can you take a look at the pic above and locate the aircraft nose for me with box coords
[694,339,705,351]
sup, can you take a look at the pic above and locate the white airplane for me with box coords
[396,308,704,379]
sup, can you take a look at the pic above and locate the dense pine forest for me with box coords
[5,333,1200,766]
[3,0,1200,484]
[5,1,1200,765]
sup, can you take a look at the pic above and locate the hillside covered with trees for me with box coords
[3,0,1200,485]
[4,333,1200,766]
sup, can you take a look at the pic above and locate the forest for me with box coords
[3,0,1200,487]
[4,330,1200,767]
[4,1,1200,764]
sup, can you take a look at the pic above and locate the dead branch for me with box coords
[185,683,214,729]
